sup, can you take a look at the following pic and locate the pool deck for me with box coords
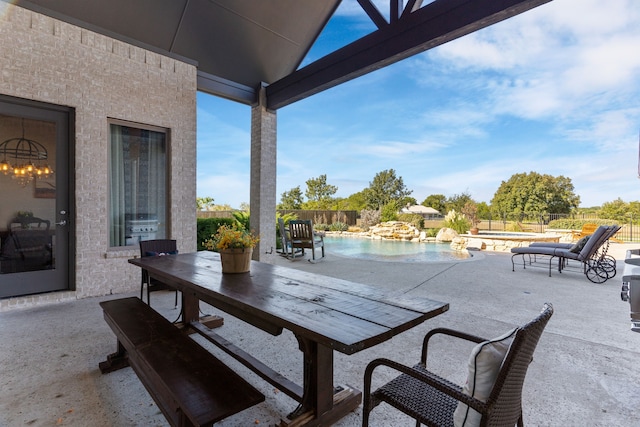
[1,243,640,426]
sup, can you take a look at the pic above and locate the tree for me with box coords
[599,198,640,223]
[304,174,338,209]
[399,196,417,208]
[196,196,215,211]
[363,169,412,210]
[422,194,446,214]
[278,186,304,210]
[491,172,580,220]
[445,192,473,213]
[342,191,368,211]
[477,201,491,220]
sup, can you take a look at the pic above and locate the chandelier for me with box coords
[0,119,54,187]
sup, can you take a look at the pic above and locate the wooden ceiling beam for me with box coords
[266,0,551,110]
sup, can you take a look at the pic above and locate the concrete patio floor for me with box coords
[1,244,639,426]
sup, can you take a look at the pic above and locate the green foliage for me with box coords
[364,169,412,210]
[397,213,424,229]
[399,196,417,207]
[598,198,640,223]
[477,202,491,220]
[547,218,617,229]
[314,223,330,231]
[196,217,235,251]
[328,222,349,231]
[443,209,471,234]
[196,196,214,210]
[278,186,304,209]
[424,228,440,238]
[305,174,338,209]
[491,172,580,218]
[445,192,473,213]
[337,191,367,211]
[380,201,399,222]
[232,211,250,230]
[422,194,446,214]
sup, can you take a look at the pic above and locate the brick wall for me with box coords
[0,4,197,308]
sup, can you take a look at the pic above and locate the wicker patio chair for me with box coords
[139,239,178,307]
[362,303,554,427]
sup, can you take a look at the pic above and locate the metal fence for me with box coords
[197,210,640,242]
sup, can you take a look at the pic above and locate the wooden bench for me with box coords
[99,297,264,426]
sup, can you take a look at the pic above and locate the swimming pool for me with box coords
[323,236,471,263]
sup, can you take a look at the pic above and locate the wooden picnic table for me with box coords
[129,250,448,426]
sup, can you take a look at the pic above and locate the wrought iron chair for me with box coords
[362,303,554,427]
[139,239,178,307]
[511,225,619,283]
[288,219,325,262]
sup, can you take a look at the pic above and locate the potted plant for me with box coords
[203,224,260,273]
[461,201,480,235]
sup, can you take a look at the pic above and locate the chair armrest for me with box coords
[421,327,486,365]
[363,357,488,414]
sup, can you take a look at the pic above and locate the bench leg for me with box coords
[99,341,130,374]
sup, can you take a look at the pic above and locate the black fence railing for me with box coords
[197,210,640,242]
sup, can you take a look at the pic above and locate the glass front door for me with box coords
[0,98,70,298]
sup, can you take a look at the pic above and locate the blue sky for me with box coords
[196,0,640,209]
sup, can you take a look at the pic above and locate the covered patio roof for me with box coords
[11,0,551,108]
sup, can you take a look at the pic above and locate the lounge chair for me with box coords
[517,221,535,232]
[288,219,325,262]
[511,225,618,283]
[571,223,598,241]
[527,225,620,280]
[362,303,554,427]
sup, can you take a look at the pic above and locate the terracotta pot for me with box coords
[469,227,479,235]
[219,248,253,273]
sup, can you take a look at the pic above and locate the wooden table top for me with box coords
[130,251,449,355]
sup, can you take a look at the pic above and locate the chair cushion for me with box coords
[569,236,589,253]
[453,328,517,427]
[145,250,178,257]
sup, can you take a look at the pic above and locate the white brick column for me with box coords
[250,85,277,263]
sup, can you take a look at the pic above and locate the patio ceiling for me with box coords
[10,0,551,109]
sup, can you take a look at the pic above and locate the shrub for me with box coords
[547,219,616,229]
[328,222,348,232]
[314,223,330,231]
[397,213,424,229]
[380,201,399,222]
[443,209,470,234]
[197,217,236,251]
[425,228,439,238]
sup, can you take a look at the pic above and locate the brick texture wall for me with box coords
[0,4,197,309]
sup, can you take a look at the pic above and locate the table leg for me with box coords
[287,337,361,426]
[182,291,200,323]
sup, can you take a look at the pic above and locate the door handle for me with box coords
[55,220,67,226]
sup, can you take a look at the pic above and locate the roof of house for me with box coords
[401,205,441,215]
[10,0,551,107]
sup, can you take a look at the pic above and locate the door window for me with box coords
[0,115,56,274]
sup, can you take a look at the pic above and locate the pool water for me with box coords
[323,236,471,263]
